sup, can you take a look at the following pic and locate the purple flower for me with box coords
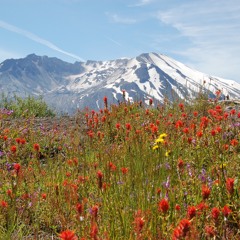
[163,176,170,189]
[40,124,45,131]
[5,162,13,171]
[187,163,193,177]
[232,122,240,128]
[165,163,171,170]
[117,181,124,185]
[207,176,213,187]
[165,191,169,200]
[198,169,207,183]
[223,131,233,140]
[0,108,14,115]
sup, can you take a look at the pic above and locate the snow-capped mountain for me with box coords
[0,53,239,113]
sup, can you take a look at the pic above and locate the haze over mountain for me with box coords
[0,53,239,114]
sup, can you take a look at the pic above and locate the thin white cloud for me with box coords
[106,13,137,24]
[129,0,154,7]
[157,0,240,80]
[105,36,122,47]
[0,20,85,62]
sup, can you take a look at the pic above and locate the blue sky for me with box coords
[0,0,240,82]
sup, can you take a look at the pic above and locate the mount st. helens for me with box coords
[0,53,239,113]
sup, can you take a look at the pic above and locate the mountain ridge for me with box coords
[0,52,239,114]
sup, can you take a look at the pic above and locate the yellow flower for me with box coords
[152,145,159,150]
[159,133,167,139]
[165,150,171,157]
[155,133,167,144]
[155,138,165,144]
[219,163,227,169]
[153,133,167,150]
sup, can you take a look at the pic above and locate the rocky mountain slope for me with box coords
[0,53,239,113]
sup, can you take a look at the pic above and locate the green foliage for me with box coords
[0,94,55,117]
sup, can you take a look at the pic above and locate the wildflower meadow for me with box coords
[0,94,239,239]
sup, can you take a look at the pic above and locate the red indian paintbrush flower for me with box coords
[10,145,17,153]
[177,159,184,169]
[90,223,98,240]
[97,170,103,189]
[0,200,8,208]
[183,128,189,134]
[226,178,234,195]
[178,103,184,111]
[196,131,203,138]
[91,205,99,219]
[41,193,47,200]
[200,116,209,128]
[193,111,198,117]
[101,116,106,123]
[125,123,131,130]
[175,120,183,128]
[211,207,220,221]
[20,138,26,144]
[205,226,215,238]
[158,198,169,214]
[222,205,232,217]
[216,126,222,133]
[172,227,182,240]
[210,129,216,136]
[173,218,191,239]
[223,144,229,151]
[179,219,191,237]
[134,217,145,234]
[109,162,117,171]
[175,204,181,211]
[215,89,221,96]
[115,123,121,130]
[230,109,236,115]
[6,189,12,198]
[33,143,40,151]
[76,202,83,215]
[103,96,107,104]
[14,163,21,175]
[202,185,211,200]
[97,170,103,179]
[121,167,129,175]
[59,230,78,240]
[230,139,238,146]
[187,206,196,219]
[197,202,208,214]
[103,96,108,109]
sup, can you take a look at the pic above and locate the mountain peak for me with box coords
[26,53,39,58]
[0,53,239,113]
[25,53,46,62]
[136,52,165,64]
[138,52,160,57]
